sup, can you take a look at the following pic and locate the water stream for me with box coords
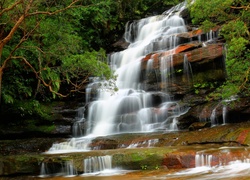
[48,1,190,153]
[39,1,250,179]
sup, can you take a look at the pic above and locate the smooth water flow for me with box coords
[87,2,188,137]
[39,160,77,177]
[84,155,112,174]
[195,153,213,167]
[47,2,190,154]
[47,0,221,154]
[40,2,250,179]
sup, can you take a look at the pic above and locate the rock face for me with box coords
[1,122,250,176]
[139,31,225,94]
[129,14,250,130]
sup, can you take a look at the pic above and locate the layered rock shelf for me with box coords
[141,43,224,70]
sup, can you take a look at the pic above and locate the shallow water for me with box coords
[32,160,250,180]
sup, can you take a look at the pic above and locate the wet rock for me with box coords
[188,122,211,131]
[111,38,130,51]
[89,138,118,150]
[177,113,198,130]
[163,153,196,169]
[0,138,65,156]
[140,43,225,96]
[0,155,42,176]
[226,97,250,123]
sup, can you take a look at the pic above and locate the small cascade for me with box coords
[210,108,218,126]
[72,106,86,137]
[209,102,228,126]
[83,155,112,174]
[47,137,92,153]
[195,147,250,168]
[195,153,213,167]
[39,160,77,177]
[222,105,227,125]
[47,0,220,153]
[183,54,193,85]
[160,54,175,90]
[127,138,159,148]
[39,162,48,177]
[165,148,250,179]
[198,29,219,45]
[64,160,78,177]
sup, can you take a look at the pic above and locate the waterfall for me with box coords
[83,155,112,174]
[210,108,217,126]
[183,54,193,85]
[87,2,188,136]
[209,103,228,126]
[166,148,250,179]
[222,105,227,125]
[47,1,191,153]
[72,106,86,137]
[39,160,77,177]
[195,154,213,167]
[64,160,77,177]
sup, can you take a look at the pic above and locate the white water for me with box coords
[88,4,188,136]
[39,160,77,177]
[84,155,112,174]
[209,101,229,126]
[164,161,250,180]
[47,2,191,153]
[164,148,250,180]
[195,154,213,167]
[40,1,250,179]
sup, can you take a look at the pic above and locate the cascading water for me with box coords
[39,160,77,177]
[47,2,191,154]
[165,148,250,180]
[83,155,112,174]
[36,2,250,180]
[195,153,214,167]
[47,0,224,154]
[86,1,188,137]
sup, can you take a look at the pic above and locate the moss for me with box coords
[112,148,173,170]
[24,120,55,133]
[1,100,54,127]
[192,69,224,84]
[225,128,250,145]
[0,154,44,175]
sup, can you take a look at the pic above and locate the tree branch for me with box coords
[0,0,23,17]
[1,20,41,70]
[0,0,34,47]
[27,0,81,16]
[231,4,250,10]
[11,56,68,98]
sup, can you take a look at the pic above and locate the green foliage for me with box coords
[25,119,55,133]
[220,20,249,41]
[188,0,234,26]
[0,99,53,129]
[141,164,148,170]
[200,20,216,32]
[189,0,250,99]
[193,82,218,95]
[0,0,182,123]
[13,100,52,121]
[62,49,111,80]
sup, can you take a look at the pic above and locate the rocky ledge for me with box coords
[1,121,250,177]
